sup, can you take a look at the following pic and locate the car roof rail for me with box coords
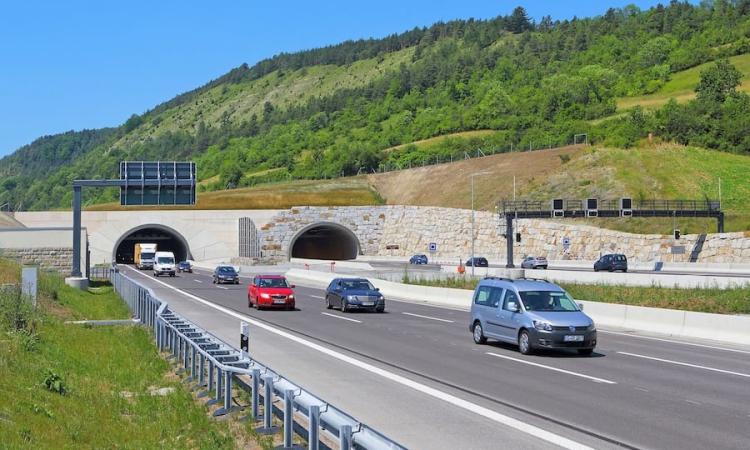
[483,276,514,282]
[521,277,553,283]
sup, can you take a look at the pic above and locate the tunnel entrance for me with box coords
[290,222,361,260]
[114,225,191,264]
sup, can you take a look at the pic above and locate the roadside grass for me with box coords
[0,259,285,449]
[85,177,385,211]
[400,269,750,315]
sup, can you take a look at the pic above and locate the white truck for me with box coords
[134,243,157,270]
[153,251,176,277]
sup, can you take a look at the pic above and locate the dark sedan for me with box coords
[465,257,489,267]
[213,265,240,284]
[325,277,385,313]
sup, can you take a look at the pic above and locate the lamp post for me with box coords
[470,171,492,276]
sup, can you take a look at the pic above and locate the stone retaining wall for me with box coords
[0,248,74,275]
[260,205,750,264]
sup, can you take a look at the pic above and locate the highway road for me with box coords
[122,265,750,450]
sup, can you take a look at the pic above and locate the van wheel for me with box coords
[472,322,487,345]
[519,330,533,355]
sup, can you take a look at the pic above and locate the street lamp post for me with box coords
[470,172,492,276]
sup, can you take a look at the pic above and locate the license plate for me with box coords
[360,302,374,306]
[273,299,286,304]
[563,335,584,342]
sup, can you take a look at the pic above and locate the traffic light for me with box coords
[515,232,521,243]
[674,229,681,240]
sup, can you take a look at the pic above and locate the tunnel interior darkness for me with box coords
[114,226,190,264]
[290,223,360,260]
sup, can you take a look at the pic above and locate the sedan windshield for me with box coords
[520,291,579,311]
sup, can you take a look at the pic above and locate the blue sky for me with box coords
[0,1,682,158]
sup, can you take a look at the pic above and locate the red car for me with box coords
[248,274,296,310]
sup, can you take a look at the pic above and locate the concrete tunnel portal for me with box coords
[290,222,361,261]
[113,225,191,265]
[111,222,361,264]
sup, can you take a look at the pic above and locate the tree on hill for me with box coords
[507,7,533,33]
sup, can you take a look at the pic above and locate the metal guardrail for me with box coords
[111,269,406,450]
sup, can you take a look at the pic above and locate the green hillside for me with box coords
[1,1,749,237]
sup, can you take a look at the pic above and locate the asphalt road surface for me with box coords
[124,265,750,450]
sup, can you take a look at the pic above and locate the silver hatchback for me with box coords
[469,277,597,356]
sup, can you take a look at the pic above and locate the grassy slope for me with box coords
[617,53,750,111]
[85,143,750,233]
[0,261,281,449]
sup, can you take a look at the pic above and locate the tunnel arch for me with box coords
[113,224,192,264]
[289,222,361,261]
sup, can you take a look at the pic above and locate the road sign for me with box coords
[429,242,437,253]
[120,161,196,206]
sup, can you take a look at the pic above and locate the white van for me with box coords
[153,251,176,277]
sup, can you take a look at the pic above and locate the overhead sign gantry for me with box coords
[71,161,196,277]
[499,198,723,268]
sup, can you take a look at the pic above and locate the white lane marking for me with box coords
[402,312,454,323]
[600,330,750,355]
[193,280,202,283]
[322,312,361,323]
[618,352,750,378]
[146,276,598,450]
[310,295,324,299]
[487,352,617,384]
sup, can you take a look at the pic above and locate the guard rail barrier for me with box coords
[111,269,407,450]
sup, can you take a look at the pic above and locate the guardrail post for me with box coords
[201,360,214,399]
[340,424,352,450]
[263,376,274,430]
[251,368,260,421]
[186,345,197,382]
[308,404,319,450]
[214,366,223,404]
[284,389,294,447]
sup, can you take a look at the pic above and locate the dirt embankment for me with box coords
[367,145,587,211]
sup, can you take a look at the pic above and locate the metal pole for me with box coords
[72,185,82,277]
[471,176,475,277]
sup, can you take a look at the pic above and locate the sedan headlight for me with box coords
[346,295,357,301]
[378,295,384,302]
[260,293,271,299]
[533,320,553,331]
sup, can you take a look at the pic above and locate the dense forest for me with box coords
[1,1,749,210]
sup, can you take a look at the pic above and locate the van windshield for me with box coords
[520,291,579,311]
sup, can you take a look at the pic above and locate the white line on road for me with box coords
[145,275,601,450]
[402,312,454,323]
[618,352,750,378]
[321,312,361,323]
[487,352,617,384]
[310,295,324,299]
[600,330,750,354]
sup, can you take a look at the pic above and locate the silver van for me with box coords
[469,277,597,356]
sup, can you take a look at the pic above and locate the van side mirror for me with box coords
[577,302,584,311]
[507,301,519,312]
